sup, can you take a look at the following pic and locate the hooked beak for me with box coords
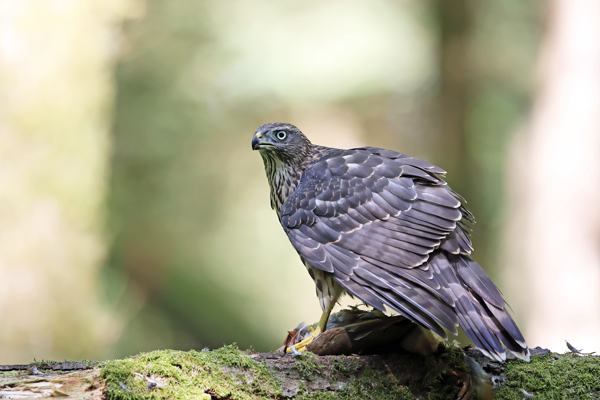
[252,131,273,150]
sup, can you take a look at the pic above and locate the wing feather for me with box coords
[279,146,528,360]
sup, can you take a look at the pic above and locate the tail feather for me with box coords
[430,251,529,361]
[432,254,505,361]
[335,248,529,361]
[486,300,530,361]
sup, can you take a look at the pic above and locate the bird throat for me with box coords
[260,152,302,218]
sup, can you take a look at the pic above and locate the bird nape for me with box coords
[252,122,530,362]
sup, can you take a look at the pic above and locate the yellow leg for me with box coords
[286,269,343,354]
[287,303,334,353]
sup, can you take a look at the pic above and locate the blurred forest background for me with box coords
[1,0,599,364]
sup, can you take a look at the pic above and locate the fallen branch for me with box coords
[3,345,599,399]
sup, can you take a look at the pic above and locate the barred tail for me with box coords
[430,252,530,361]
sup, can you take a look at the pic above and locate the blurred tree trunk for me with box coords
[0,0,139,363]
[503,0,600,353]
[433,0,472,192]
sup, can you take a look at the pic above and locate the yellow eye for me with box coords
[276,130,287,140]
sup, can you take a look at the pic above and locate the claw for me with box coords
[286,326,322,353]
[288,346,302,356]
[282,304,333,354]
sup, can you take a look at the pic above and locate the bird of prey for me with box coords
[252,122,529,362]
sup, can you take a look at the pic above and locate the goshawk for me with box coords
[252,122,529,361]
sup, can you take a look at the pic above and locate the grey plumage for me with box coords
[252,122,529,362]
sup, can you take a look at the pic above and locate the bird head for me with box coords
[252,122,312,164]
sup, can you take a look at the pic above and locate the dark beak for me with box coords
[252,133,261,150]
[252,132,273,150]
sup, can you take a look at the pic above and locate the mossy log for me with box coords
[1,346,599,399]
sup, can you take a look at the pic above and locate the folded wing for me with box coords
[280,147,529,361]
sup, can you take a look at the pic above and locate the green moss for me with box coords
[326,355,361,376]
[495,353,600,400]
[390,351,463,400]
[294,362,416,400]
[99,344,600,399]
[292,352,325,379]
[290,349,600,400]
[293,350,466,400]
[0,370,24,379]
[423,345,469,400]
[291,353,414,400]
[340,366,416,400]
[101,345,282,400]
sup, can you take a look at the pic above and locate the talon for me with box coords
[286,326,322,353]
[288,346,302,356]
[283,306,332,354]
